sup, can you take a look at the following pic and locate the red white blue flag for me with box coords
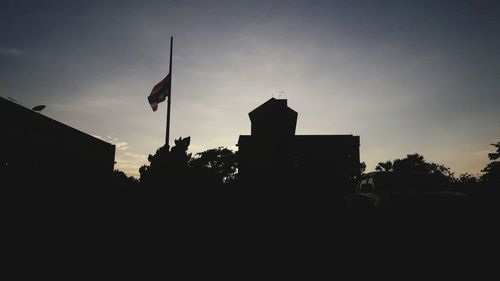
[148,73,171,111]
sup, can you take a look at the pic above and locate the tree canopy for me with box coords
[481,142,500,187]
[138,138,237,190]
[375,153,454,181]
[139,137,192,189]
[189,147,238,184]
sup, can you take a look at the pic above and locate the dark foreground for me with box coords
[3,185,499,278]
[4,182,498,230]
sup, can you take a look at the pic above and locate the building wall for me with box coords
[238,135,360,191]
[0,97,115,189]
[237,98,360,194]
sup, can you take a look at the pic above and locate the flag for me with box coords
[148,73,171,112]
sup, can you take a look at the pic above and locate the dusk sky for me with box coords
[1,0,499,178]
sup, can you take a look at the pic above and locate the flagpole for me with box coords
[166,36,173,148]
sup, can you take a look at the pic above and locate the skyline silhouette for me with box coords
[2,93,498,209]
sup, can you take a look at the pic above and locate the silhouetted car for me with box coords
[345,171,469,209]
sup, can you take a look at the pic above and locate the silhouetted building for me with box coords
[237,98,360,193]
[0,97,115,189]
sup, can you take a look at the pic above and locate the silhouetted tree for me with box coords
[360,162,366,174]
[139,137,192,190]
[427,162,455,182]
[189,147,238,184]
[375,161,393,171]
[112,170,139,189]
[455,173,479,186]
[481,142,500,187]
[393,154,431,173]
[375,154,454,182]
[453,173,479,194]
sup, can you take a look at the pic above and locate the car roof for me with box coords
[362,171,437,177]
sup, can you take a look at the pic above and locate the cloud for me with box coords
[0,47,25,56]
[124,152,146,159]
[115,142,129,151]
[98,135,146,178]
[114,161,142,178]
[100,135,128,150]
[116,151,147,178]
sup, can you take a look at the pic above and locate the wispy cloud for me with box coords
[124,152,146,158]
[116,151,147,178]
[98,135,146,178]
[102,136,128,150]
[115,142,129,151]
[0,47,25,56]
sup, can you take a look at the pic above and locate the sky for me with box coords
[1,0,499,178]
